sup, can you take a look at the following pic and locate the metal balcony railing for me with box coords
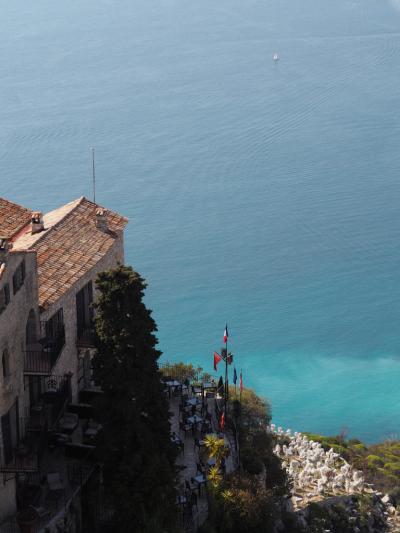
[0,445,38,473]
[24,327,65,375]
[24,349,54,375]
[76,325,96,348]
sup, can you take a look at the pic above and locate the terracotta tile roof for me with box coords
[0,198,32,239]
[13,197,128,310]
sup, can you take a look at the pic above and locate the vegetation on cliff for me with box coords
[304,433,400,499]
[198,382,290,532]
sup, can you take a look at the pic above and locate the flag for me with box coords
[214,351,222,371]
[233,367,237,385]
[219,411,225,430]
[240,370,243,393]
[223,324,228,344]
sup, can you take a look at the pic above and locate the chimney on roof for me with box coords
[31,212,44,235]
[95,208,108,232]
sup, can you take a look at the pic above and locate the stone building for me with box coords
[0,199,40,520]
[0,196,128,529]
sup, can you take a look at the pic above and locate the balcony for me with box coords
[0,445,39,473]
[0,414,98,533]
[76,325,96,348]
[0,418,43,474]
[24,328,65,376]
[24,349,55,376]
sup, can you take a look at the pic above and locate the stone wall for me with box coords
[0,249,39,521]
[39,234,124,401]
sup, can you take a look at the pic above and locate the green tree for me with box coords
[229,386,289,493]
[92,265,178,532]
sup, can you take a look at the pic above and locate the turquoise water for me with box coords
[2,0,400,442]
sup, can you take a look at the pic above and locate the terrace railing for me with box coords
[24,349,55,375]
[0,447,38,473]
[24,327,66,376]
[76,325,96,348]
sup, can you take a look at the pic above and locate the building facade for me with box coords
[0,196,127,529]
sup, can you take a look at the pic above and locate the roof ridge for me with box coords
[0,197,32,211]
[26,196,85,250]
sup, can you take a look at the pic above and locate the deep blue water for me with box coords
[2,0,400,442]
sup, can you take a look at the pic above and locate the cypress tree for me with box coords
[92,265,178,532]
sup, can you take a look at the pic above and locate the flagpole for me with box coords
[224,325,228,430]
[239,368,242,404]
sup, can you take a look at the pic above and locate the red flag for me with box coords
[240,370,243,393]
[214,351,222,371]
[223,324,228,344]
[219,411,225,430]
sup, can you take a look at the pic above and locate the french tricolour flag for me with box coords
[223,324,228,344]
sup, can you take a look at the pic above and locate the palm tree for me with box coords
[204,434,229,465]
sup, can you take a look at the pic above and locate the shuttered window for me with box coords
[12,261,25,294]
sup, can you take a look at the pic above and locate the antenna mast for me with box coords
[91,147,96,204]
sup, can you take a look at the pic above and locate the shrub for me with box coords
[384,462,400,476]
[367,455,384,469]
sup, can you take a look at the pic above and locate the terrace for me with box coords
[0,386,101,533]
[160,365,237,532]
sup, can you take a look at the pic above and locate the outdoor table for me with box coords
[176,495,187,506]
[192,474,207,495]
[187,415,203,426]
[185,398,201,407]
[165,380,181,397]
[166,380,180,388]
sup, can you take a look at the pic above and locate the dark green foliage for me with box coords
[228,386,290,494]
[159,361,212,384]
[92,265,178,533]
[202,474,280,533]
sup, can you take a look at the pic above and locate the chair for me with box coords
[45,472,66,509]
[191,475,206,496]
[190,491,198,511]
[32,506,50,520]
[83,419,102,443]
[47,472,65,492]
[196,462,204,475]
[181,393,188,404]
[179,421,191,437]
[59,413,79,434]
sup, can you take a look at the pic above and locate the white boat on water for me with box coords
[273,53,279,61]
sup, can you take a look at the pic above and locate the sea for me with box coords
[2,0,400,443]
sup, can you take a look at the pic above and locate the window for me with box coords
[4,284,10,305]
[26,309,37,346]
[45,308,64,340]
[12,261,25,294]
[0,283,10,314]
[76,281,94,340]
[44,308,65,362]
[2,349,9,379]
